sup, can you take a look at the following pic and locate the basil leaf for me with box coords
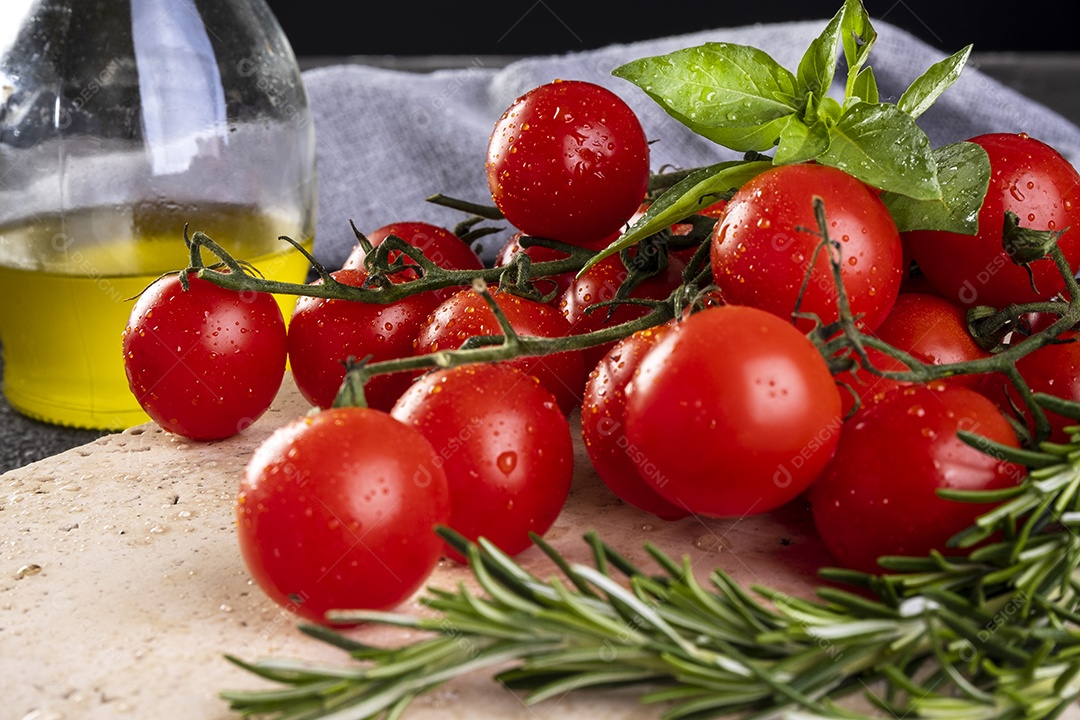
[850,66,879,104]
[898,44,972,119]
[774,116,831,165]
[582,160,773,272]
[796,3,845,100]
[881,141,991,234]
[612,43,798,152]
[841,0,877,98]
[818,102,940,200]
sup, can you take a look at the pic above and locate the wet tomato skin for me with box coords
[391,363,574,561]
[287,268,441,411]
[870,293,990,390]
[711,163,903,333]
[236,407,451,624]
[581,322,689,520]
[624,305,843,518]
[486,79,650,246]
[811,383,1021,574]
[123,271,287,441]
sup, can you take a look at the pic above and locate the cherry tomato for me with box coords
[870,293,989,390]
[810,383,1021,574]
[343,221,484,301]
[625,305,843,517]
[122,271,287,441]
[235,407,450,624]
[414,287,586,414]
[905,133,1080,308]
[581,323,688,520]
[980,330,1080,443]
[560,249,686,372]
[391,363,573,560]
[486,79,650,246]
[287,268,441,411]
[711,163,904,332]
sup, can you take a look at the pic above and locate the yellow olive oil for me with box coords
[0,205,312,430]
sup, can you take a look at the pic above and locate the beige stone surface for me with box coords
[2,378,1040,720]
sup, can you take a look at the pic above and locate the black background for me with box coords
[265,1,1078,58]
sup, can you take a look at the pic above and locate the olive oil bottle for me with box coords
[1,0,317,429]
[0,205,311,429]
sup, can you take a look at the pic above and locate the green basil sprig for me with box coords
[592,0,987,271]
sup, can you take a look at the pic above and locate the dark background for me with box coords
[265,1,1078,58]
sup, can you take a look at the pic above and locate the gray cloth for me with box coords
[302,20,1080,269]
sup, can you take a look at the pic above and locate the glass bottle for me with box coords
[0,0,316,430]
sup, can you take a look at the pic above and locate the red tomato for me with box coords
[905,133,1080,308]
[391,364,573,560]
[870,293,989,389]
[414,288,585,414]
[711,163,904,332]
[810,383,1021,574]
[343,221,484,300]
[287,269,440,411]
[235,407,450,623]
[981,330,1080,443]
[581,323,688,520]
[560,250,686,372]
[625,306,843,517]
[486,79,650,246]
[122,271,287,441]
[833,346,929,417]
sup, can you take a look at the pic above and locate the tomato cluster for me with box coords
[122,77,1080,621]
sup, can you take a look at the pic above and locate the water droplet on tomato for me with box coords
[908,405,926,417]
[1010,185,1025,202]
[497,451,517,475]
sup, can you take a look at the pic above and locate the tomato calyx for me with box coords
[1001,210,1070,294]
[330,356,374,410]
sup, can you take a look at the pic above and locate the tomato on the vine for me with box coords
[981,330,1080,443]
[581,322,688,520]
[870,293,989,390]
[810,382,1021,574]
[486,79,650,246]
[235,406,450,624]
[905,133,1080,308]
[833,346,929,417]
[711,163,904,332]
[287,268,441,412]
[391,363,573,560]
[624,305,842,517]
[343,221,483,301]
[414,287,586,414]
[495,231,615,303]
[122,271,287,441]
[560,249,686,372]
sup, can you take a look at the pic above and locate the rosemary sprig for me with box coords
[221,432,1080,719]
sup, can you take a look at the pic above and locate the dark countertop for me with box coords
[3,52,1080,474]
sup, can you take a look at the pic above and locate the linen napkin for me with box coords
[302,20,1080,269]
